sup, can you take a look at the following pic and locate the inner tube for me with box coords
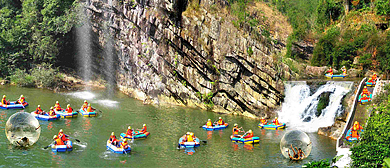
[106,140,131,154]
[258,123,286,130]
[56,109,78,118]
[230,135,260,144]
[202,123,229,131]
[0,102,28,109]
[120,132,150,140]
[358,94,372,104]
[325,74,348,79]
[178,136,200,148]
[52,140,73,152]
[30,112,60,121]
[79,108,97,117]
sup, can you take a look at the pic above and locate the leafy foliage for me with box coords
[302,159,330,167]
[0,0,78,77]
[10,63,62,88]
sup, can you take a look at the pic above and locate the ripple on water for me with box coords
[99,151,130,160]
[66,91,96,100]
[95,99,119,107]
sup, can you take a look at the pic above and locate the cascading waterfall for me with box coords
[278,81,353,132]
[76,3,92,89]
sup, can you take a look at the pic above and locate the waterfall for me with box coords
[76,3,92,89]
[278,81,353,132]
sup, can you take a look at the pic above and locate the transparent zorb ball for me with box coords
[280,130,312,159]
[5,112,41,147]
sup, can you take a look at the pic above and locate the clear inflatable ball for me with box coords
[280,130,312,159]
[5,112,41,147]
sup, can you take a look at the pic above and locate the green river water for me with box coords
[0,85,336,167]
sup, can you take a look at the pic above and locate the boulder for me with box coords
[305,66,327,77]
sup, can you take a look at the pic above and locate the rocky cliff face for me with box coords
[85,0,294,118]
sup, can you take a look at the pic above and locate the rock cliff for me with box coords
[85,0,294,118]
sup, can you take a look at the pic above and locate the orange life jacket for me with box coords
[243,132,253,139]
[327,68,333,75]
[351,130,359,138]
[187,135,194,142]
[353,124,363,131]
[233,127,239,135]
[362,88,369,94]
[58,132,68,141]
[82,103,88,110]
[54,103,61,110]
[66,107,73,113]
[260,119,267,124]
[373,74,377,80]
[110,135,117,142]
[35,107,42,114]
[126,129,133,136]
[87,106,94,112]
[218,119,224,125]
[206,121,212,126]
[55,138,65,145]
[121,141,128,148]
[18,97,25,104]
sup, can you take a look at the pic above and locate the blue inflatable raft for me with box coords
[52,140,73,152]
[120,132,150,140]
[56,109,78,118]
[178,136,200,148]
[325,74,348,79]
[0,102,28,109]
[258,123,286,130]
[106,140,131,154]
[30,112,60,121]
[79,108,97,117]
[365,81,376,87]
[345,129,363,142]
[202,123,229,131]
[230,135,260,144]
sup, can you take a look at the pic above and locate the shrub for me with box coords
[9,63,62,88]
[302,159,330,167]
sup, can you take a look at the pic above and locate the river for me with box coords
[0,85,336,167]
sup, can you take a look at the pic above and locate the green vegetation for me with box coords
[302,159,330,167]
[317,93,330,116]
[10,63,63,88]
[350,84,390,167]
[0,0,78,81]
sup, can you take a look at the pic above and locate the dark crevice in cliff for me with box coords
[217,90,252,113]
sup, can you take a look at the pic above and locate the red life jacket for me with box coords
[66,107,73,113]
[18,97,25,104]
[243,132,253,139]
[58,132,68,141]
[126,129,133,136]
[1,98,7,105]
[233,127,239,135]
[110,135,117,142]
[35,107,43,114]
[273,119,279,125]
[141,126,147,133]
[260,119,267,124]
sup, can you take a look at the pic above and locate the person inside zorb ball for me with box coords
[280,130,312,160]
[5,112,41,147]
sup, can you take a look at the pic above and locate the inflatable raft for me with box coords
[358,94,372,104]
[79,108,97,117]
[230,135,260,144]
[325,74,348,79]
[56,109,78,118]
[258,123,286,130]
[120,132,150,140]
[178,136,200,148]
[52,140,73,152]
[345,129,363,142]
[30,112,60,121]
[106,140,131,154]
[202,123,229,131]
[365,81,376,87]
[0,102,28,109]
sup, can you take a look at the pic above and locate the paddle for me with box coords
[44,142,54,149]
[35,125,41,130]
[69,136,80,143]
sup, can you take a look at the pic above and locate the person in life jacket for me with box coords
[126,126,133,137]
[372,72,377,81]
[137,124,147,134]
[109,132,119,146]
[367,77,376,84]
[350,128,360,138]
[242,130,254,139]
[53,135,65,145]
[260,117,267,125]
[362,86,371,95]
[65,104,73,113]
[341,66,347,75]
[58,129,69,142]
[49,107,56,116]
[186,132,194,142]
[352,121,363,132]
[360,94,371,102]
[35,105,43,114]
[272,117,280,125]
[54,101,61,111]
[86,104,95,112]
[16,95,25,104]
[82,100,88,111]
[121,139,129,149]
[206,119,213,127]
[326,67,333,75]
[182,132,190,142]
[216,117,225,126]
[1,95,9,105]
[232,123,244,137]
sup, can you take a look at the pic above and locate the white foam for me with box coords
[95,99,119,107]
[332,148,352,167]
[278,81,353,132]
[66,91,96,100]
